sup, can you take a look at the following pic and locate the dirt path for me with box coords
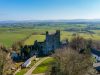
[24,57,50,75]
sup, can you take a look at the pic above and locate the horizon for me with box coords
[1,19,100,21]
[0,0,100,20]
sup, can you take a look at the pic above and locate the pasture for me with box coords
[0,24,100,47]
[0,27,32,47]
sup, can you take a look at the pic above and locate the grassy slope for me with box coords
[32,57,55,74]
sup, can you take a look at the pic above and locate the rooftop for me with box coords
[91,48,100,56]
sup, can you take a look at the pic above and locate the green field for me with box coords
[0,27,56,47]
[0,24,100,47]
[32,57,55,74]
[0,33,26,47]
[0,28,31,47]
[24,35,45,45]
[0,24,100,75]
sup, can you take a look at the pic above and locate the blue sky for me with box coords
[0,0,100,20]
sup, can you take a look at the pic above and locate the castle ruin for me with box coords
[21,30,61,60]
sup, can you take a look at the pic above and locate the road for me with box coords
[24,57,50,75]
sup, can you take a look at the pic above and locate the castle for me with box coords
[21,30,61,60]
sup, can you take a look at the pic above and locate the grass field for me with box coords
[1,30,100,47]
[0,33,27,47]
[0,24,100,47]
[24,35,45,45]
[0,27,33,47]
[0,24,99,74]
[0,27,55,47]
[32,57,55,74]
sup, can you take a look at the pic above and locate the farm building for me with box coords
[91,48,100,72]
[91,48,100,62]
[22,59,31,68]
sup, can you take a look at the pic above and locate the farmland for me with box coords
[0,23,100,47]
[0,22,100,75]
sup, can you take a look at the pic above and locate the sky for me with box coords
[0,0,100,20]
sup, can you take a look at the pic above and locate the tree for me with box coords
[70,36,87,52]
[0,46,13,75]
[92,40,100,50]
[50,47,96,75]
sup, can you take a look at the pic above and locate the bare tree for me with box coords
[0,45,14,75]
[0,46,7,75]
[92,40,100,50]
[49,47,96,75]
[70,36,87,52]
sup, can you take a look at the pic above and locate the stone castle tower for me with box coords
[44,30,60,54]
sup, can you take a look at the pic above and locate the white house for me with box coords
[22,59,31,68]
[21,55,36,68]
